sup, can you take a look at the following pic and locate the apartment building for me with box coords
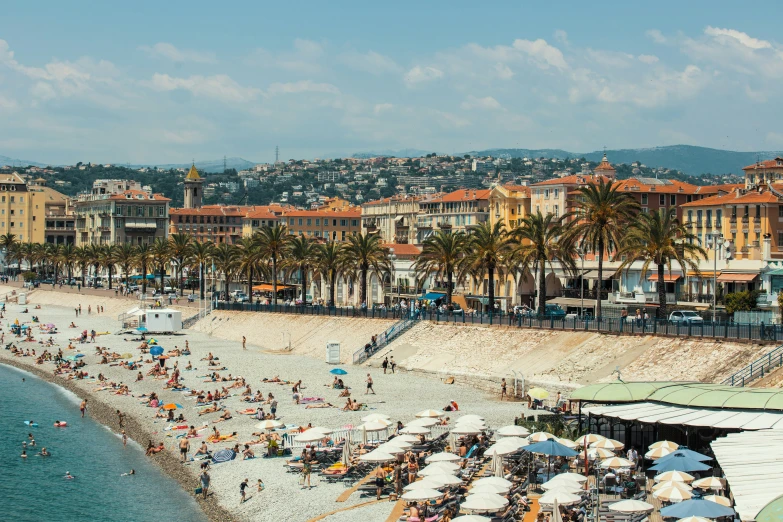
[0,173,70,243]
[169,205,251,244]
[416,188,490,242]
[488,183,531,229]
[361,195,422,244]
[283,208,362,240]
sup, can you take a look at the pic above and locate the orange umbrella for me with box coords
[161,403,182,410]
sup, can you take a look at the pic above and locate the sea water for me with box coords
[0,363,208,522]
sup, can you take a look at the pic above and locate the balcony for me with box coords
[695,221,703,229]
[715,221,722,229]
[742,216,750,224]
[438,222,452,229]
[730,216,737,224]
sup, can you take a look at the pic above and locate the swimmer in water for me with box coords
[121,469,136,476]
[21,450,27,458]
[39,448,49,457]
[65,471,74,479]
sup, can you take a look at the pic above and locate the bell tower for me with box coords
[184,163,203,209]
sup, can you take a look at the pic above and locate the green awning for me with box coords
[769,269,783,276]
[570,381,684,403]
[757,495,783,522]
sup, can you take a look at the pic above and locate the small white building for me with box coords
[143,308,182,333]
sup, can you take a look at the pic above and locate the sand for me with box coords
[0,291,521,522]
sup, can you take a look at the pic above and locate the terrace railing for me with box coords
[352,314,419,365]
[721,343,783,387]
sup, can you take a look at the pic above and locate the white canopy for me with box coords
[418,462,460,476]
[460,493,509,514]
[358,450,395,462]
[496,425,530,437]
[473,477,512,488]
[400,425,431,435]
[426,452,461,463]
[585,402,783,430]
[607,499,654,513]
[407,417,439,428]
[538,489,582,506]
[416,409,445,418]
[401,488,443,501]
[295,429,330,443]
[469,483,509,495]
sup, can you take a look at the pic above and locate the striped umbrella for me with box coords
[211,449,236,464]
[653,485,693,502]
[703,495,731,507]
[653,480,693,492]
[650,440,679,451]
[656,471,695,483]
[416,409,445,418]
[586,447,615,460]
[590,438,624,450]
[646,446,675,460]
[256,420,283,431]
[528,431,554,442]
[693,477,724,490]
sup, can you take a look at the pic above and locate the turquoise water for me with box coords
[0,363,208,522]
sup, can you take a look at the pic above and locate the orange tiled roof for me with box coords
[281,207,361,218]
[170,205,253,217]
[244,206,282,219]
[424,188,491,203]
[501,184,531,195]
[594,154,616,172]
[680,189,782,207]
[694,183,744,195]
[742,157,783,171]
[532,174,613,187]
[109,190,171,202]
[383,243,421,256]
[613,178,699,194]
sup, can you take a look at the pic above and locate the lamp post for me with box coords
[707,232,723,324]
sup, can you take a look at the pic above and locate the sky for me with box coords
[2,1,783,165]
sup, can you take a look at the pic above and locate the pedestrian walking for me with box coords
[179,437,190,462]
[382,357,388,374]
[366,373,375,395]
[80,399,87,418]
[501,378,507,401]
[242,336,246,350]
[117,409,125,428]
[240,478,249,502]
[200,470,210,499]
[390,356,396,374]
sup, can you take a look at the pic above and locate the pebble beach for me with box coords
[0,289,523,522]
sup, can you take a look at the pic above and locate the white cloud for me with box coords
[646,29,667,44]
[31,82,56,100]
[403,66,443,86]
[638,54,659,64]
[139,42,216,63]
[554,30,569,45]
[494,62,514,79]
[373,103,393,115]
[267,80,340,95]
[704,26,771,50]
[248,39,324,75]
[148,73,262,102]
[339,50,401,75]
[460,95,501,111]
[0,93,17,110]
[512,38,568,70]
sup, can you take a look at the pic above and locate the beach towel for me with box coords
[299,397,324,404]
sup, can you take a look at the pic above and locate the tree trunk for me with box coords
[141,262,147,294]
[247,266,253,298]
[596,237,604,319]
[487,265,495,314]
[272,255,278,305]
[657,263,667,319]
[446,266,453,305]
[538,261,547,316]
[108,265,113,289]
[360,266,368,306]
[329,272,336,306]
[200,264,205,300]
[300,267,307,304]
[178,260,184,296]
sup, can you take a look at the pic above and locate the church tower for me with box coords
[184,163,203,209]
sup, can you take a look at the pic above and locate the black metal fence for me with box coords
[212,301,783,343]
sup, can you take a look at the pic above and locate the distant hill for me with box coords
[133,157,256,173]
[0,155,48,168]
[351,148,433,159]
[467,145,783,176]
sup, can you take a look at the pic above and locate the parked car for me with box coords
[516,304,567,318]
[233,292,249,303]
[669,310,704,325]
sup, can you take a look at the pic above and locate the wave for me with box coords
[0,362,83,406]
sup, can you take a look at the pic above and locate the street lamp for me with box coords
[706,232,724,324]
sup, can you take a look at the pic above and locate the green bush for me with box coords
[22,271,36,282]
[724,290,760,314]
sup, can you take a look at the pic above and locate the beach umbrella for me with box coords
[599,457,634,469]
[161,403,182,410]
[416,409,445,418]
[579,433,606,445]
[383,437,412,448]
[404,479,446,492]
[392,434,420,444]
[426,452,461,463]
[341,443,351,466]
[456,414,485,423]
[473,477,512,488]
[359,421,390,432]
[646,446,675,460]
[120,353,133,359]
[407,417,439,428]
[400,425,431,435]
[496,436,528,448]
[607,500,655,513]
[541,479,582,493]
[329,368,347,375]
[149,346,163,356]
[470,483,509,495]
[590,438,624,450]
[650,440,679,451]
[656,471,695,483]
[496,425,530,437]
[295,429,330,443]
[359,450,395,463]
[649,454,711,473]
[653,485,693,502]
[657,449,711,463]
[65,355,79,362]
[376,443,408,454]
[255,420,283,431]
[528,387,549,400]
[309,426,333,435]
[211,449,236,463]
[484,443,521,457]
[361,413,390,423]
[74,354,85,358]
[528,431,554,442]
[45,323,55,328]
[548,472,588,484]
[586,447,615,460]
[492,453,504,478]
[674,517,712,522]
[653,480,693,493]
[426,473,462,486]
[660,499,735,519]
[401,488,443,501]
[703,495,731,507]
[460,493,509,514]
[524,440,579,457]
[419,462,460,476]
[554,437,578,449]
[452,516,492,521]
[136,326,148,332]
[693,477,723,490]
[538,489,581,506]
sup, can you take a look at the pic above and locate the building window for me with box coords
[157,206,165,217]
[306,219,311,226]
[137,206,144,217]
[340,219,347,226]
[351,219,358,226]
[641,194,648,205]
[670,195,676,205]
[289,218,294,225]
[659,194,665,206]
[315,219,320,225]
[779,231,783,246]
[298,218,303,225]
[687,210,693,222]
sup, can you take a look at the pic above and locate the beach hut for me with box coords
[142,308,182,333]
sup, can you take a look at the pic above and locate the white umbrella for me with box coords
[538,489,581,506]
[590,438,624,450]
[674,517,712,522]
[456,414,485,423]
[473,477,512,488]
[359,421,389,432]
[492,453,504,478]
[407,417,439,428]
[607,499,655,513]
[600,457,634,469]
[361,413,391,422]
[295,430,330,443]
[451,424,485,435]
[693,477,724,490]
[645,446,674,460]
[401,425,431,435]
[401,488,443,501]
[484,444,519,457]
[541,479,582,493]
[650,440,679,450]
[341,442,351,466]
[579,433,606,445]
[255,419,283,430]
[393,434,420,443]
[460,493,509,514]
[309,426,333,435]
[426,473,463,486]
[376,443,407,454]
[494,436,528,449]
[426,452,461,463]
[383,437,412,448]
[653,480,693,492]
[528,431,554,442]
[655,471,695,483]
[419,462,460,476]
[359,450,395,463]
[653,485,693,502]
[404,479,446,491]
[548,472,587,483]
[496,425,530,437]
[552,499,563,522]
[416,409,445,418]
[470,483,509,495]
[554,437,578,449]
[703,494,732,507]
[453,516,492,521]
[586,447,615,460]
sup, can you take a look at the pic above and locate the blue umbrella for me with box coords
[523,439,579,457]
[649,454,711,472]
[656,448,711,463]
[65,355,79,362]
[74,354,85,358]
[149,346,164,356]
[660,499,735,519]
[330,368,348,375]
[136,326,148,332]
[211,449,236,464]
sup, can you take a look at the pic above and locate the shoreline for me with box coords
[0,358,236,522]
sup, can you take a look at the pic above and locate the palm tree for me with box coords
[74,246,90,286]
[0,233,17,276]
[189,241,214,300]
[463,221,514,313]
[21,242,36,272]
[314,241,344,306]
[151,238,171,292]
[234,237,261,298]
[512,212,579,316]
[570,180,640,318]
[284,235,317,303]
[212,242,239,298]
[341,232,391,306]
[412,230,468,305]
[59,243,76,283]
[169,233,192,296]
[114,243,136,287]
[99,245,118,289]
[135,243,153,294]
[615,209,707,318]
[87,244,102,285]
[6,242,22,279]
[256,225,289,305]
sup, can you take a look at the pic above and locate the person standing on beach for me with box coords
[240,478,249,502]
[80,399,87,418]
[200,470,210,499]
[390,356,396,373]
[382,357,388,374]
[270,398,278,418]
[122,430,128,447]
[501,378,507,401]
[179,438,190,462]
[242,336,246,350]
[366,374,375,395]
[117,409,125,428]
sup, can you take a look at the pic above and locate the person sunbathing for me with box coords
[306,402,335,409]
[242,444,255,460]
[146,442,165,456]
[212,411,232,423]
[199,402,221,415]
[194,442,210,456]
[338,388,351,398]
[69,322,77,328]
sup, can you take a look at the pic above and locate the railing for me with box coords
[214,301,409,319]
[352,314,419,364]
[721,344,783,386]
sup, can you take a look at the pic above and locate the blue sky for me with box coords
[1,1,782,164]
